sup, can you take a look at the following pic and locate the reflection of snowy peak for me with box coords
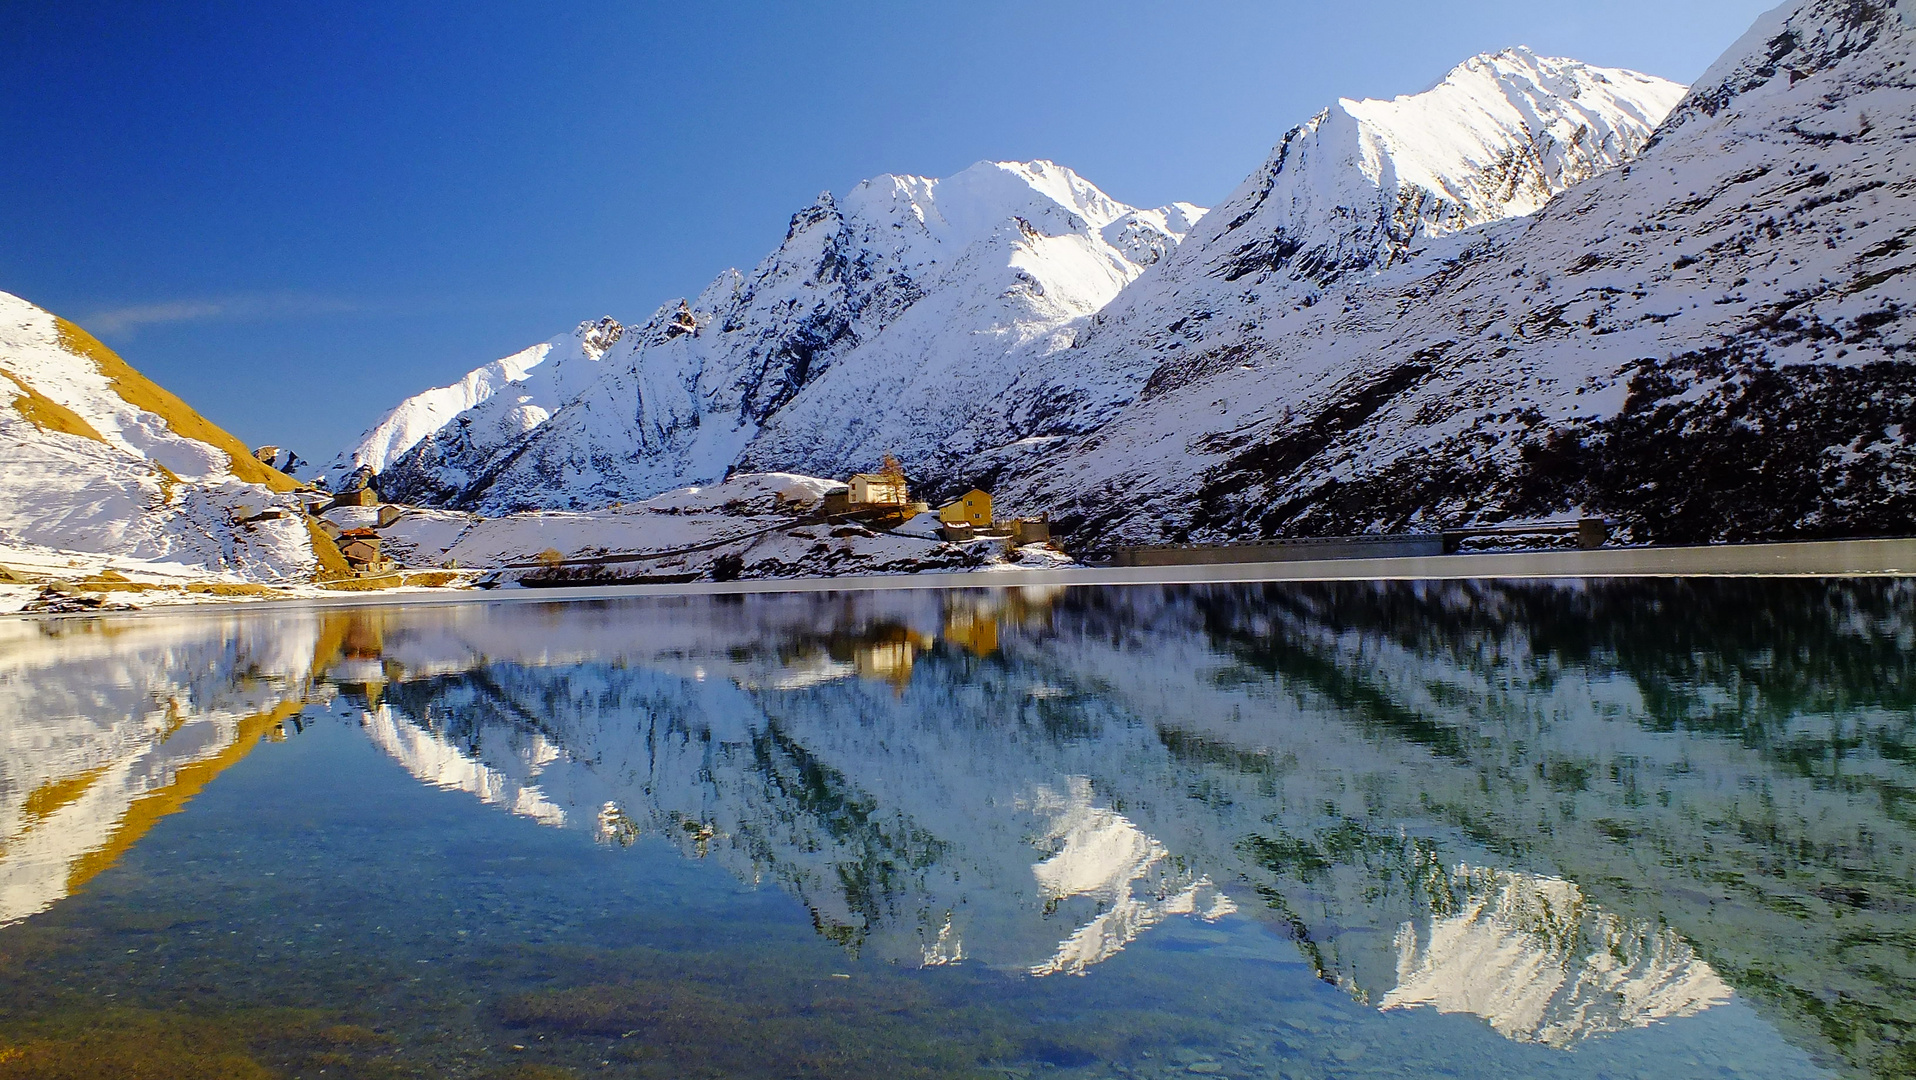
[12,576,1908,1069]
[361,703,566,826]
[1380,864,1731,1047]
[0,291,322,581]
[349,614,1241,975]
[1024,777,1236,976]
[1007,0,1916,546]
[345,161,1203,512]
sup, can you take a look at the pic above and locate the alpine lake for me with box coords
[1,577,1911,1080]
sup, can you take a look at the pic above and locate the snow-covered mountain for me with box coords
[0,291,334,583]
[1005,0,1916,546]
[336,52,1684,514]
[1129,48,1684,299]
[337,161,1203,511]
[321,320,621,489]
[332,316,627,501]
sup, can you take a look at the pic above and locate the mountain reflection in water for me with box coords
[1379,863,1730,1047]
[0,578,1908,1078]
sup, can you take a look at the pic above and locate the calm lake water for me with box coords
[0,579,1910,1080]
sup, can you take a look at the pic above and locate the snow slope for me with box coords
[1200,48,1685,290]
[0,291,329,582]
[343,161,1200,511]
[1005,0,1916,546]
[324,341,550,487]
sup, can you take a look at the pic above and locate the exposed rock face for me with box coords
[1004,0,1915,546]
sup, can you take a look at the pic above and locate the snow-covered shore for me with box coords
[0,471,1074,615]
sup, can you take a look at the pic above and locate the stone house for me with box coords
[1011,518,1051,546]
[331,487,379,509]
[337,528,389,572]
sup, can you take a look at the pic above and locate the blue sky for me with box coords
[0,0,1777,460]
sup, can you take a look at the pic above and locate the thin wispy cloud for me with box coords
[85,294,365,337]
[86,300,227,334]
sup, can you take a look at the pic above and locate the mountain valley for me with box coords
[3,0,1913,600]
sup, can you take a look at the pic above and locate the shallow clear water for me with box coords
[0,579,1910,1079]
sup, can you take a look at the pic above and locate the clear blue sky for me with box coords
[0,0,1776,460]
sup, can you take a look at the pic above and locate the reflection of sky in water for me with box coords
[0,580,1906,1078]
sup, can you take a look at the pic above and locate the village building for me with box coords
[942,605,999,657]
[336,528,392,573]
[821,456,925,521]
[847,472,909,506]
[1011,517,1051,546]
[938,489,992,529]
[330,486,379,509]
[851,626,934,689]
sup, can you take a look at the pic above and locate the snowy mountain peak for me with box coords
[339,315,628,503]
[955,48,1690,477]
[336,47,1693,515]
[324,317,621,490]
[576,315,626,359]
[824,159,1148,271]
[1189,49,1688,290]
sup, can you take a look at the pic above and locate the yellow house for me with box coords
[848,472,909,506]
[938,489,992,528]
